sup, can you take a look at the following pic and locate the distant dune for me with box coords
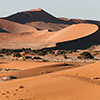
[4,8,70,31]
[4,8,69,24]
[59,17,87,24]
[0,19,37,33]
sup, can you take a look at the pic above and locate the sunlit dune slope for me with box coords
[32,23,98,47]
[0,23,98,49]
[49,23,98,46]
[0,19,37,33]
[0,61,100,100]
[64,61,100,79]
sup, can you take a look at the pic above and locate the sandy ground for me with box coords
[0,60,100,100]
[0,60,82,79]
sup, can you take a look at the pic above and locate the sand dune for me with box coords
[0,61,79,79]
[64,61,100,79]
[5,8,69,24]
[59,17,87,24]
[3,8,70,31]
[49,23,98,46]
[25,21,69,31]
[29,23,98,48]
[0,61,100,100]
[0,19,37,33]
[0,23,98,49]
[0,8,99,50]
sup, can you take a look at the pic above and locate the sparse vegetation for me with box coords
[25,56,32,59]
[63,54,67,59]
[77,51,94,59]
[0,48,96,62]
[13,52,21,57]
[0,48,75,57]
[0,55,3,57]
[33,56,42,60]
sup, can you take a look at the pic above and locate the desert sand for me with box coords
[0,61,100,100]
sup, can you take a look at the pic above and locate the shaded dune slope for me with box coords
[25,21,69,31]
[29,23,98,49]
[86,20,100,26]
[54,26,100,50]
[4,8,69,24]
[49,23,98,46]
[4,8,70,31]
[2,8,100,32]
[59,17,87,24]
[0,19,37,33]
[0,61,79,79]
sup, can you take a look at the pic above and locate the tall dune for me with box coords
[49,23,98,45]
[29,23,98,49]
[0,23,98,49]
[3,8,100,32]
[5,8,69,24]
[3,8,70,31]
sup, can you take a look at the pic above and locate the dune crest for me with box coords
[30,8,42,12]
[49,23,98,45]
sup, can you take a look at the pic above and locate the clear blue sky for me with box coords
[0,0,100,21]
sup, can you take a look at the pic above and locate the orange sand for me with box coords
[0,61,100,100]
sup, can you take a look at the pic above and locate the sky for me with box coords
[0,0,100,21]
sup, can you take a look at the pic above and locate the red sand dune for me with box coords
[28,23,98,48]
[0,23,98,49]
[0,19,37,33]
[49,23,98,46]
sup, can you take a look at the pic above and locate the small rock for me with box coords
[19,85,24,89]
